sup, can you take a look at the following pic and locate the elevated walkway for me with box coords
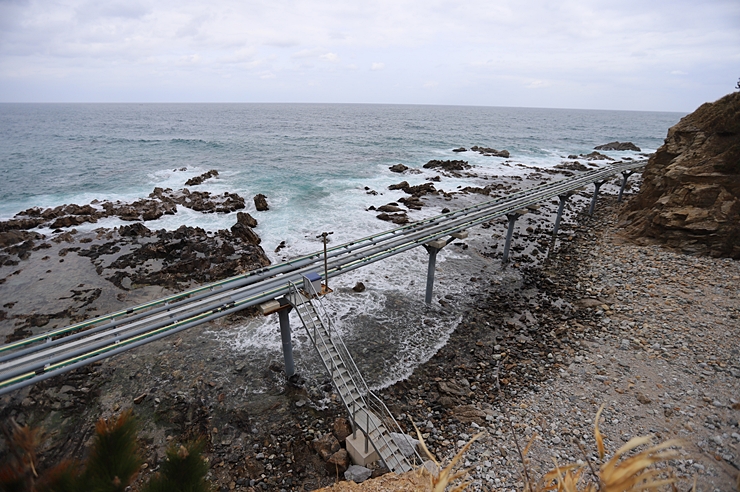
[0,161,645,398]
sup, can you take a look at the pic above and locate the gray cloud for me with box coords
[0,0,738,110]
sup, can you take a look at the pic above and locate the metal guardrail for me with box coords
[0,161,645,395]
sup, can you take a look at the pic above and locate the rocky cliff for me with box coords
[619,92,740,258]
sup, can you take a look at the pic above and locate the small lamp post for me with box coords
[316,231,334,291]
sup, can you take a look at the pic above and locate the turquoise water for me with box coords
[0,103,681,215]
[0,103,685,387]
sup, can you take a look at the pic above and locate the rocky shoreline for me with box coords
[4,144,737,491]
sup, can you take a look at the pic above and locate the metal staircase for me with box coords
[288,280,422,474]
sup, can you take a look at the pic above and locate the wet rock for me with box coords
[377,204,404,213]
[471,145,510,158]
[555,161,590,172]
[388,181,410,191]
[452,147,467,153]
[595,141,641,151]
[253,194,269,211]
[376,213,409,225]
[236,212,258,228]
[231,223,261,245]
[389,163,409,173]
[185,169,219,186]
[352,282,366,293]
[119,223,152,237]
[422,160,471,172]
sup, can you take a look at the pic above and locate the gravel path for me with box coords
[382,198,740,491]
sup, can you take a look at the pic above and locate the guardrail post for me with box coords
[552,193,570,237]
[277,300,296,379]
[502,211,522,263]
[618,171,634,202]
[588,180,607,216]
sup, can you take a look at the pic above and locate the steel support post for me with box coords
[277,305,295,379]
[588,180,606,216]
[552,194,569,237]
[502,213,520,263]
[423,245,440,305]
[617,171,634,202]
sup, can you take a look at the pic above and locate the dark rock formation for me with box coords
[555,161,590,172]
[389,163,409,173]
[566,151,614,161]
[619,92,740,258]
[422,159,471,171]
[595,141,641,152]
[452,147,467,153]
[185,169,219,186]
[253,194,269,211]
[376,213,409,225]
[471,146,510,158]
[236,211,258,228]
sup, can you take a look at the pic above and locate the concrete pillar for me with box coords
[502,212,521,263]
[423,239,446,305]
[618,171,634,202]
[552,193,570,237]
[588,180,606,216]
[277,304,295,379]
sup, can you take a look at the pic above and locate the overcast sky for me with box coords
[1,0,738,111]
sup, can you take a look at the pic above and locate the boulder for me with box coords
[312,434,340,461]
[332,417,352,442]
[352,282,366,293]
[325,449,350,475]
[471,146,510,158]
[185,169,219,186]
[388,181,410,191]
[422,159,470,171]
[390,432,419,458]
[619,92,740,258]
[389,163,409,173]
[452,147,467,153]
[344,464,372,483]
[253,194,269,211]
[595,141,641,151]
[236,211,258,228]
[231,223,261,245]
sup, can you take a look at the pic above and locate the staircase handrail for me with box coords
[296,279,423,469]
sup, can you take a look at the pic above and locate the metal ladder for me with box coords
[288,281,422,474]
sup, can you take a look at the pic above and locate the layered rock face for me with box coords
[620,92,740,258]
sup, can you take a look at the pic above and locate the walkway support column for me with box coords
[423,240,445,305]
[259,298,296,380]
[552,193,570,237]
[588,180,607,216]
[277,304,295,379]
[422,231,467,305]
[502,210,527,263]
[618,171,635,202]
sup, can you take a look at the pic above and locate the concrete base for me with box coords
[346,434,379,467]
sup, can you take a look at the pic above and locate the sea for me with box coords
[0,103,684,390]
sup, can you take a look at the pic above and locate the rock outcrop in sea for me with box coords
[619,91,740,258]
